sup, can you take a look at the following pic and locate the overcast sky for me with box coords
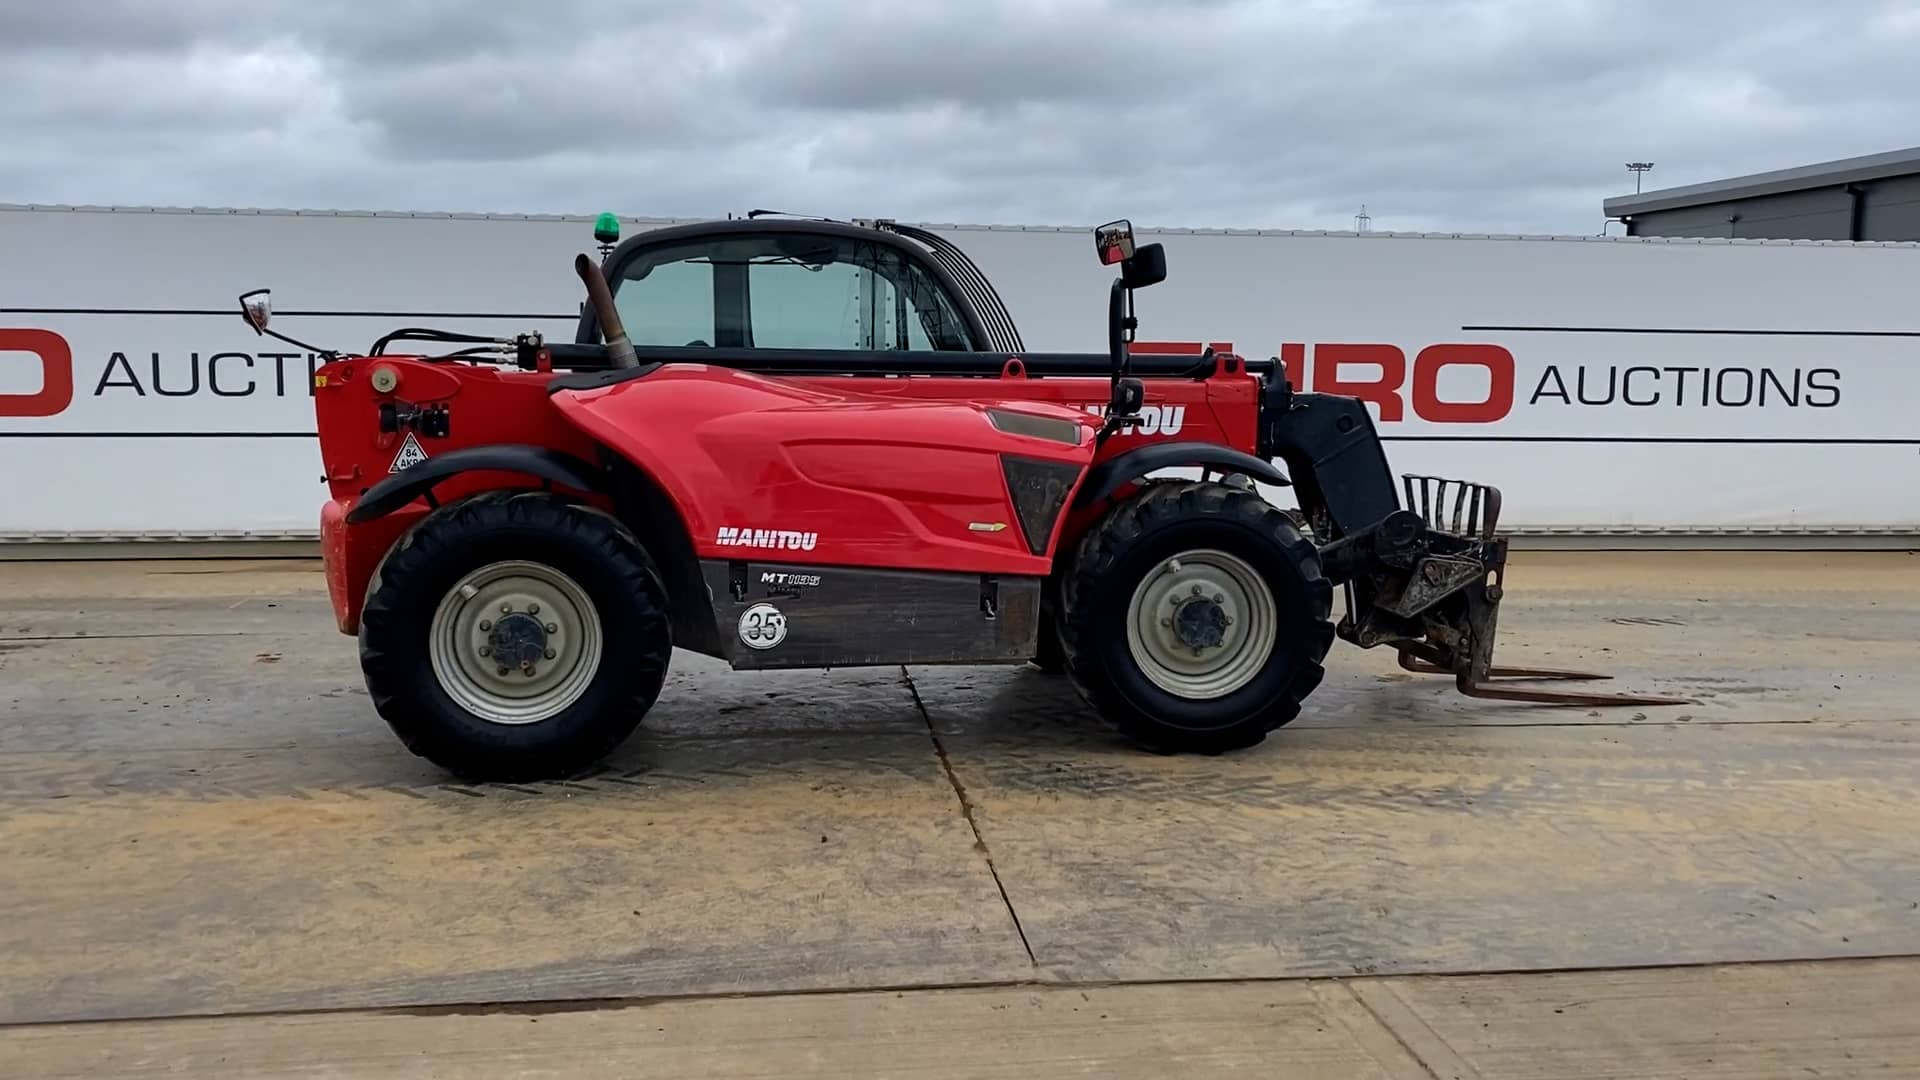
[2,1,1913,234]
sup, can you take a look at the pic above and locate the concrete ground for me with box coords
[1,551,1916,1077]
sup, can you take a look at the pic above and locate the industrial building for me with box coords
[1604,145,1920,241]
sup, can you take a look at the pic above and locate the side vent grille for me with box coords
[1000,456,1082,556]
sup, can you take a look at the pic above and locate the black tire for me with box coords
[1029,562,1070,673]
[1059,480,1334,753]
[359,491,672,781]
[1031,608,1067,673]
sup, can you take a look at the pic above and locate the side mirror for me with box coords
[1121,242,1167,289]
[238,289,272,334]
[1094,219,1135,265]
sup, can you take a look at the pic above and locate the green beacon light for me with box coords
[592,212,620,259]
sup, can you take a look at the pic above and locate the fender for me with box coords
[344,444,604,524]
[1073,443,1290,508]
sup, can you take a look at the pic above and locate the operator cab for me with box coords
[576,217,1013,356]
[571,214,1171,440]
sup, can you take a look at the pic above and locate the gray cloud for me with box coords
[1,0,1913,233]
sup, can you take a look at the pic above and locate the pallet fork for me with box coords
[1318,471,1691,708]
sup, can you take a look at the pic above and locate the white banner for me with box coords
[3,206,1917,538]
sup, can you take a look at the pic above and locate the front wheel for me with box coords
[1059,481,1333,753]
[1030,612,1067,674]
[358,492,672,781]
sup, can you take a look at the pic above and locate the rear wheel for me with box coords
[1060,481,1333,753]
[359,492,671,781]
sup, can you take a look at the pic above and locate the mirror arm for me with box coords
[235,290,339,359]
[260,324,339,360]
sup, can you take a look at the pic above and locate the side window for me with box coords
[615,257,715,347]
[901,290,936,351]
[605,232,978,352]
[748,244,972,351]
[747,260,865,349]
[877,260,971,351]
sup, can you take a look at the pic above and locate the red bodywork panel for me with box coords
[552,366,1099,575]
[313,354,1262,634]
[794,368,1262,556]
[314,358,607,633]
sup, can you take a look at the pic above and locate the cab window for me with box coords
[747,258,865,349]
[614,257,715,347]
[609,232,975,351]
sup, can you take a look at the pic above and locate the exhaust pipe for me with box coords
[575,254,638,369]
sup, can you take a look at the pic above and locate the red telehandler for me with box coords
[238,214,1683,780]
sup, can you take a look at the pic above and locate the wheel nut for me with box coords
[479,619,492,631]
[1213,593,1225,604]
[1161,617,1172,628]
[478,645,492,657]
[1191,585,1203,597]
[496,666,510,676]
[544,648,556,659]
[528,603,541,615]
[500,603,512,614]
[1225,615,1235,625]
[545,623,558,634]
[1192,646,1204,656]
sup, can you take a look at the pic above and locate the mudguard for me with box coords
[1072,443,1289,508]
[344,445,602,524]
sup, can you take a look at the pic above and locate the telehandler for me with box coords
[238,213,1681,780]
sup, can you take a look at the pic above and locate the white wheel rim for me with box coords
[1124,548,1276,700]
[428,560,604,725]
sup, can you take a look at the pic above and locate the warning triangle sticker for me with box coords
[389,432,429,473]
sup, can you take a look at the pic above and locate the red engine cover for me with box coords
[551,366,1102,576]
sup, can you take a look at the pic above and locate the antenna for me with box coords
[1354,204,1372,233]
[1626,162,1655,193]
[746,209,842,222]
